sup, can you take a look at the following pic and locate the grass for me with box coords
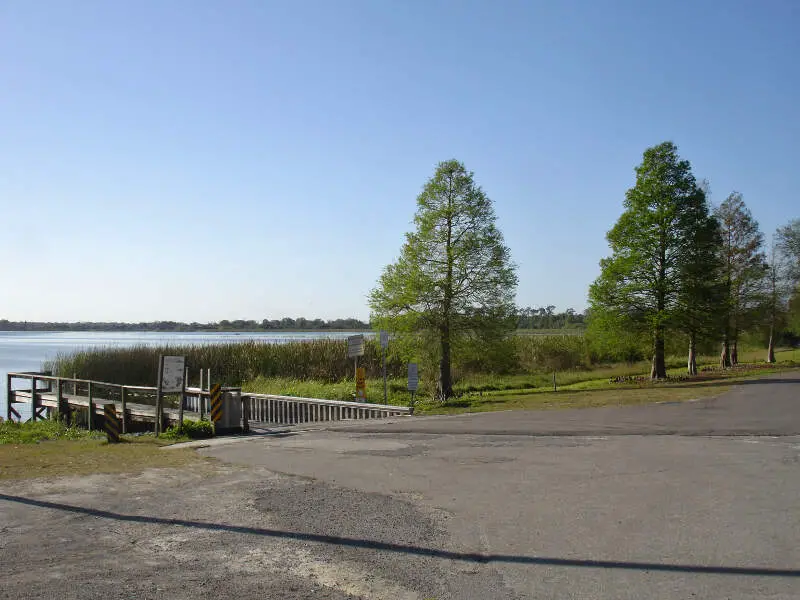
[420,385,734,415]
[0,419,100,444]
[418,351,800,415]
[0,431,207,481]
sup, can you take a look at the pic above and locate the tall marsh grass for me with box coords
[45,334,594,387]
[46,339,408,387]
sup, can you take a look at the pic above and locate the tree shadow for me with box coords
[1,493,798,578]
[649,377,800,392]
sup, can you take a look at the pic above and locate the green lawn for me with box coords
[0,435,208,480]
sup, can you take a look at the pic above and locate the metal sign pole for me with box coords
[155,355,164,435]
[407,362,418,413]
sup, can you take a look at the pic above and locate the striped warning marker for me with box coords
[209,383,223,423]
[104,404,120,443]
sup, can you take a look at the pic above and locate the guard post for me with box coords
[210,383,223,429]
[104,404,120,443]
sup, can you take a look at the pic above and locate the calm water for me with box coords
[1,330,367,420]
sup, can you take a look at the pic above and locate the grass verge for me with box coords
[0,429,207,481]
[418,360,799,415]
[0,419,100,444]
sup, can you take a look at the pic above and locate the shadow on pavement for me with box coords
[2,493,798,578]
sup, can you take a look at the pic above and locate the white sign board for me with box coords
[347,335,365,358]
[161,356,186,393]
[407,363,419,391]
[380,330,389,349]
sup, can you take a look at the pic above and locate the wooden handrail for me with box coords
[7,372,158,393]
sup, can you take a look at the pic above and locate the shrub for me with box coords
[161,419,214,440]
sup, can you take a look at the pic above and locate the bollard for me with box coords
[209,384,223,430]
[104,404,121,443]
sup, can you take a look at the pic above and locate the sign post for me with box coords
[355,368,367,401]
[380,330,389,404]
[155,355,186,435]
[155,356,164,435]
[347,335,365,398]
[407,363,418,413]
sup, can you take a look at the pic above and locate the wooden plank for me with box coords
[36,394,200,422]
[56,378,67,421]
[121,386,128,433]
[5,373,12,421]
[87,381,93,431]
[179,367,187,428]
[30,377,37,422]
[5,372,156,392]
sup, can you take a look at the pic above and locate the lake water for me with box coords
[1,330,367,421]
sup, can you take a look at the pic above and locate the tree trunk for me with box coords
[688,334,697,376]
[651,328,667,379]
[731,340,739,366]
[720,337,731,369]
[437,326,453,400]
[438,179,455,402]
[766,324,776,363]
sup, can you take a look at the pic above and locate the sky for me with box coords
[1,0,798,322]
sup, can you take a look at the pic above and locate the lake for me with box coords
[1,330,368,420]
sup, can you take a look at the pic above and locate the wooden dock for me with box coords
[6,372,411,432]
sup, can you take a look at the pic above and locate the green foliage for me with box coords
[776,218,800,285]
[516,306,585,329]
[369,159,517,398]
[715,192,768,354]
[589,141,715,378]
[0,419,99,444]
[161,419,214,440]
[789,289,800,334]
[515,334,590,371]
[585,310,648,363]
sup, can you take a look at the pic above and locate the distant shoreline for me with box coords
[0,328,373,334]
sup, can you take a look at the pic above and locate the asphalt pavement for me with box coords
[203,371,800,599]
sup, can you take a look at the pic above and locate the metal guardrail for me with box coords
[243,392,411,425]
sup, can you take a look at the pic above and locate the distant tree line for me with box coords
[0,318,371,332]
[0,311,584,333]
[516,306,585,330]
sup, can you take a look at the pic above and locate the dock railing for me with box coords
[6,372,411,432]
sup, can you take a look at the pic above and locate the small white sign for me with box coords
[380,330,389,349]
[407,363,419,391]
[161,356,186,393]
[347,334,365,358]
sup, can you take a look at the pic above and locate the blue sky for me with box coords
[1,0,798,322]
